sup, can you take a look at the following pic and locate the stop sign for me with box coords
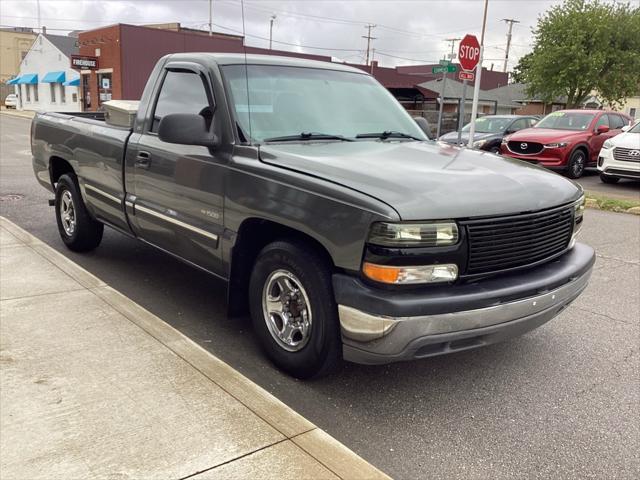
[458,34,481,72]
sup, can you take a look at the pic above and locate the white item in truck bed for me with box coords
[103,100,139,128]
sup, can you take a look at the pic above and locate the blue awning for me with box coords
[6,76,20,85]
[17,74,38,84]
[41,71,65,83]
[63,77,80,87]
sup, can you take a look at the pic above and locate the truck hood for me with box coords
[259,141,581,220]
[506,128,587,143]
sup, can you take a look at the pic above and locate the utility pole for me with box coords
[362,24,377,66]
[501,18,520,72]
[208,0,213,36]
[37,0,41,33]
[445,37,461,61]
[467,0,489,149]
[269,15,276,49]
[370,48,376,73]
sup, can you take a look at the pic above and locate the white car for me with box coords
[4,93,17,109]
[598,121,640,183]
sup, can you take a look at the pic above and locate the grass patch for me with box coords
[585,193,640,214]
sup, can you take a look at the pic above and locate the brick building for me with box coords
[77,23,331,110]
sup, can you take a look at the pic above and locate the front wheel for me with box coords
[249,240,341,378]
[566,150,587,179]
[600,173,620,184]
[55,174,104,252]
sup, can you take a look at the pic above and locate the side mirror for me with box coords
[158,113,219,147]
[595,125,610,135]
[413,116,433,139]
[621,125,631,132]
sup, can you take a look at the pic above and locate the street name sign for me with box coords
[432,65,457,74]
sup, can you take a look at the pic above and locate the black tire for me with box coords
[600,173,620,184]
[565,149,587,179]
[489,146,501,154]
[55,174,104,252]
[249,240,341,379]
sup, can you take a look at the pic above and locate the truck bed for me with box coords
[31,111,133,232]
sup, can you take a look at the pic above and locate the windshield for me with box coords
[534,111,596,131]
[222,64,428,143]
[461,117,512,133]
[629,121,640,134]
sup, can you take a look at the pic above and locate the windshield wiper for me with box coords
[263,132,354,142]
[356,131,422,141]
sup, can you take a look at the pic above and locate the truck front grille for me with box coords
[613,147,640,163]
[507,141,544,155]
[463,205,574,275]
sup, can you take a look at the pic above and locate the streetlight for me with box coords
[269,15,276,49]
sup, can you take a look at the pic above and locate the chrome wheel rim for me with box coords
[59,190,76,236]
[573,153,585,176]
[262,269,312,352]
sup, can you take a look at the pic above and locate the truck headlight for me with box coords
[543,142,568,149]
[569,195,585,247]
[363,262,458,284]
[601,139,614,149]
[368,221,459,247]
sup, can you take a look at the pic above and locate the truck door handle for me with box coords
[135,151,151,169]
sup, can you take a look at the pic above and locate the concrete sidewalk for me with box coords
[0,108,35,119]
[0,217,390,480]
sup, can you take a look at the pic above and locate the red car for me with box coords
[500,109,632,178]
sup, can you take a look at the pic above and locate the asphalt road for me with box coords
[1,113,638,479]
[576,169,640,201]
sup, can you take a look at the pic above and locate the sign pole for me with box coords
[457,79,467,146]
[436,71,448,139]
[467,0,489,148]
[466,47,484,148]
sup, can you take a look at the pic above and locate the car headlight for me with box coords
[368,221,459,247]
[501,138,508,145]
[473,139,487,149]
[543,142,569,149]
[601,139,614,149]
[569,195,585,248]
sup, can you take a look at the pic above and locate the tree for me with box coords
[513,0,640,108]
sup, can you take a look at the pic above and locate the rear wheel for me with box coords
[489,146,501,154]
[249,240,341,378]
[600,173,620,184]
[55,174,103,252]
[566,149,587,179]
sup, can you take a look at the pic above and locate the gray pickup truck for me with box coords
[31,53,595,378]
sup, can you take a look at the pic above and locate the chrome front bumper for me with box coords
[336,244,595,365]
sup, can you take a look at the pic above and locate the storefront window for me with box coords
[24,84,30,102]
[60,85,66,104]
[33,84,38,102]
[50,83,56,103]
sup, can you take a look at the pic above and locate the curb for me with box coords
[0,216,391,480]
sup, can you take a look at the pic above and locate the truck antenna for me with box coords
[240,0,252,142]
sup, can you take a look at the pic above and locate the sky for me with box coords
[0,0,570,70]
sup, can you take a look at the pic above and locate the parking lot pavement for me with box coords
[0,217,389,480]
[576,169,640,201]
[1,114,639,479]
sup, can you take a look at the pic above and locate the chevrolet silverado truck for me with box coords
[31,53,595,378]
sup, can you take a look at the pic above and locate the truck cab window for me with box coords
[151,70,212,133]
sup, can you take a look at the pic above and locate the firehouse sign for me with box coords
[71,55,99,70]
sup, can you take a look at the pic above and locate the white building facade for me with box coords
[8,33,81,112]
